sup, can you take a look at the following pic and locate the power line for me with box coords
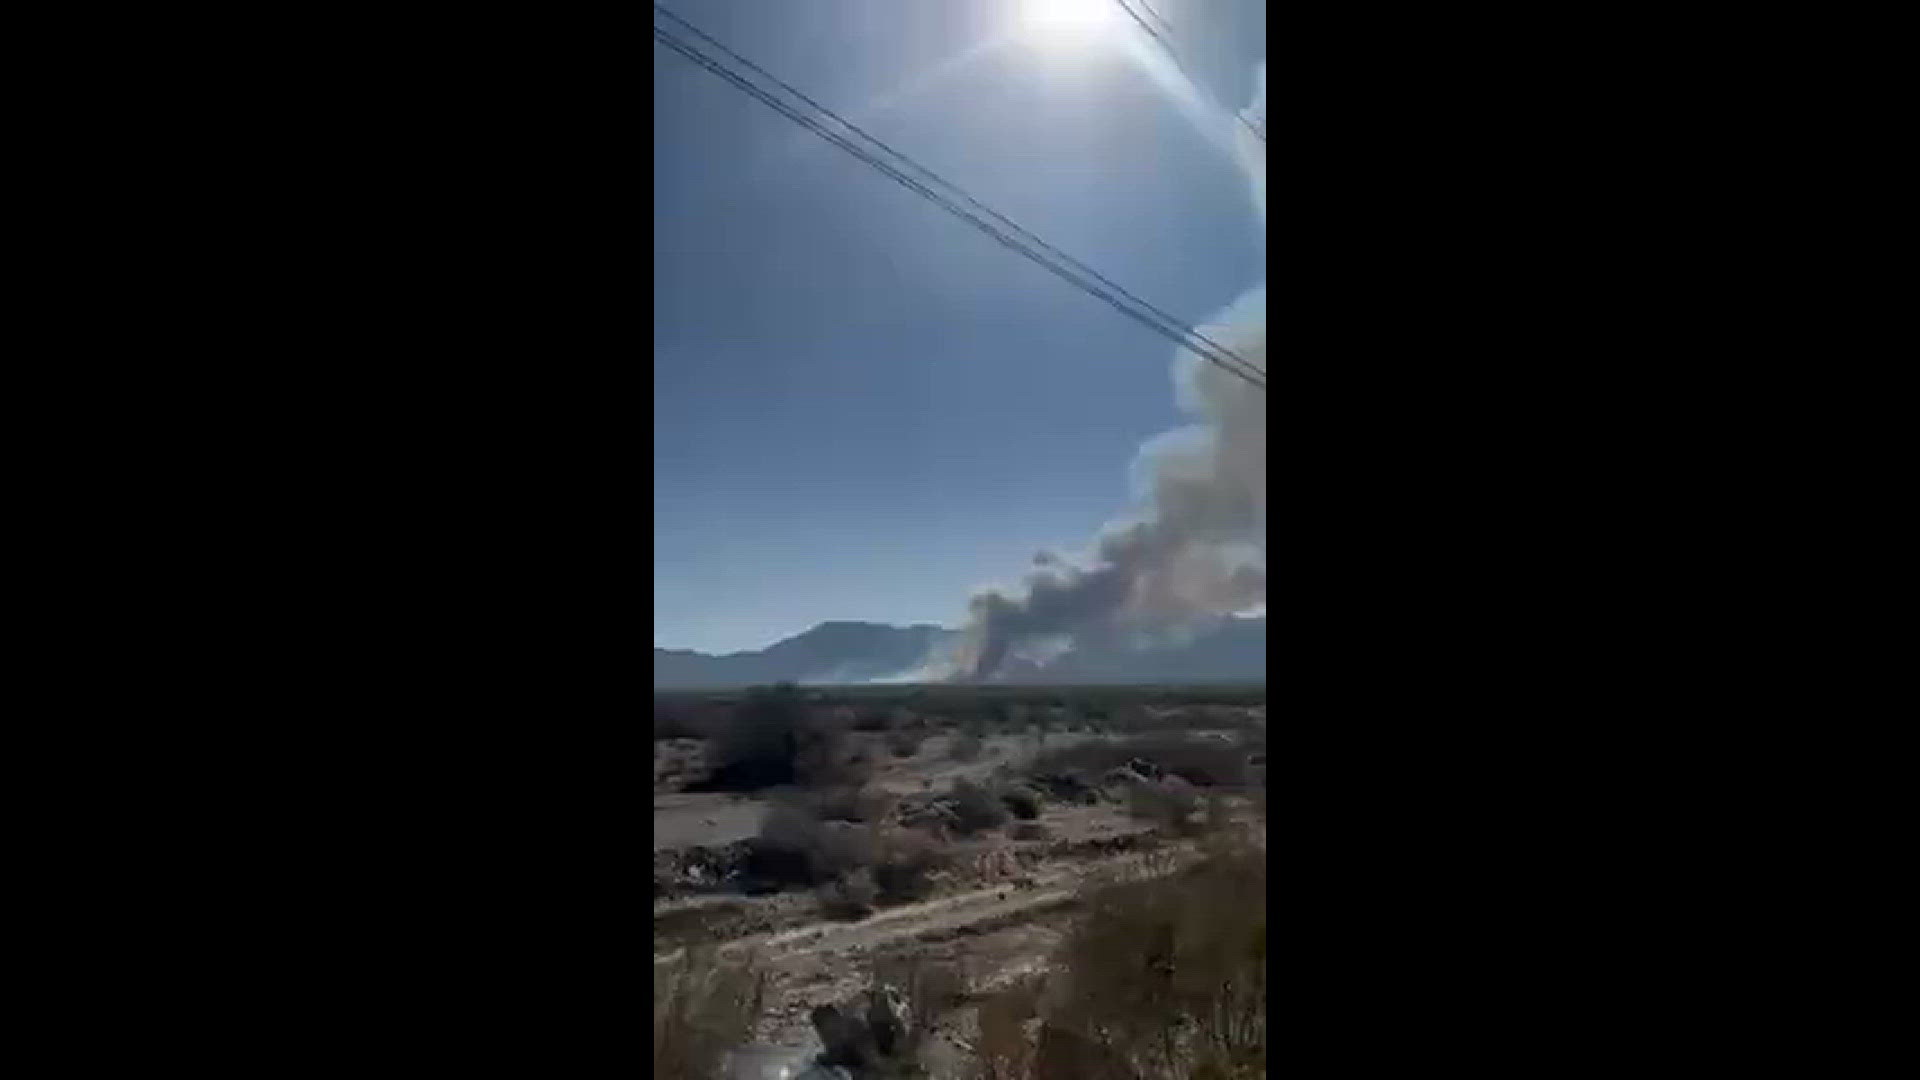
[1134,0,1178,40]
[653,4,1265,390]
[654,4,1263,389]
[1112,0,1266,144]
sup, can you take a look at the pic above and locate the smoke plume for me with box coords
[949,65,1268,682]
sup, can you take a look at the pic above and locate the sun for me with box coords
[1016,0,1122,48]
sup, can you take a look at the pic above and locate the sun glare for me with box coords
[1017,0,1121,48]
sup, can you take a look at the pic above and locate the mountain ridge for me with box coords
[653,617,1265,688]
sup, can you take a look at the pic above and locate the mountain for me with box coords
[653,617,1265,688]
[653,621,960,688]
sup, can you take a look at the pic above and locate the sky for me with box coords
[655,0,1266,654]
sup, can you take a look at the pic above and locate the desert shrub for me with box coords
[1000,787,1041,821]
[805,726,874,789]
[1032,732,1248,790]
[654,947,767,1080]
[1129,778,1202,833]
[806,783,892,823]
[688,684,875,793]
[695,683,809,791]
[950,731,985,762]
[748,799,873,889]
[1059,845,1266,1078]
[1138,733,1249,788]
[872,831,946,904]
[1009,821,1048,842]
[888,728,925,758]
[652,705,701,742]
[949,778,1007,835]
[966,840,1265,1079]
[820,867,879,921]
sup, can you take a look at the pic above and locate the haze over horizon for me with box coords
[655,0,1266,658]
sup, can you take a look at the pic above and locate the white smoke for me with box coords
[949,63,1267,681]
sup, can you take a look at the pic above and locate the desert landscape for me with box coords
[654,683,1266,1079]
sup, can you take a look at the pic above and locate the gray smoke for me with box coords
[949,65,1268,682]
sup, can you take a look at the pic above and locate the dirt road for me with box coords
[652,842,1195,970]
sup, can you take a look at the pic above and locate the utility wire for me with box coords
[1113,0,1266,143]
[654,4,1263,388]
[1134,0,1178,39]
[653,5,1265,389]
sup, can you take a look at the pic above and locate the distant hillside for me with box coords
[653,617,1265,688]
[653,621,960,688]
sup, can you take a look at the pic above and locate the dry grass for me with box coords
[961,832,1266,1079]
[1054,843,1265,1078]
[969,977,1043,1080]
[653,947,767,1080]
[1033,732,1252,790]
[872,954,967,1063]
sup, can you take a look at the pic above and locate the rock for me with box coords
[805,981,916,1078]
[865,984,909,1057]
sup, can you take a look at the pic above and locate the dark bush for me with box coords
[1128,778,1201,833]
[686,684,872,793]
[949,778,1008,835]
[1001,787,1042,821]
[653,705,701,741]
[873,833,945,903]
[748,800,873,889]
[693,684,809,791]
[805,784,891,823]
[820,868,878,921]
[1031,732,1247,790]
[888,729,925,758]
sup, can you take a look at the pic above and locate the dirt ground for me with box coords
[653,711,1265,1078]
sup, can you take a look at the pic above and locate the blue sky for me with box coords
[655,0,1265,653]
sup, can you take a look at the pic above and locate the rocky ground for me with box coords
[654,718,1265,1079]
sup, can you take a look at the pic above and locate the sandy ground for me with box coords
[653,792,769,852]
